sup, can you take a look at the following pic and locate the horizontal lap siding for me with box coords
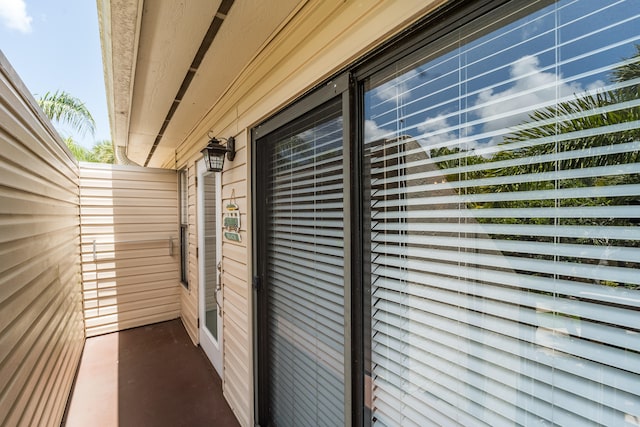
[79,163,180,337]
[168,2,444,425]
[180,161,199,344]
[220,135,251,427]
[0,53,84,427]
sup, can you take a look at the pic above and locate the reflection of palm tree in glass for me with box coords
[498,47,639,225]
[431,47,640,288]
[503,45,640,170]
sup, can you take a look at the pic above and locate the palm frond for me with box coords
[91,140,115,164]
[63,137,96,162]
[37,90,96,137]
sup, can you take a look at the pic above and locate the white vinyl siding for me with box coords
[180,161,199,344]
[0,53,85,427]
[220,134,252,427]
[79,163,180,337]
[364,0,640,425]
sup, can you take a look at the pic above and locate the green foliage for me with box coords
[36,90,113,163]
[62,138,114,164]
[612,45,640,87]
[37,90,96,137]
[63,137,93,161]
[91,140,114,164]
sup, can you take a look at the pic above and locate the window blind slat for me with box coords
[372,245,640,286]
[372,323,627,424]
[372,233,640,264]
[374,282,640,376]
[371,139,640,184]
[372,163,640,196]
[373,183,640,207]
[373,296,640,399]
[372,205,640,221]
[377,277,624,350]
[372,263,640,329]
[372,222,640,241]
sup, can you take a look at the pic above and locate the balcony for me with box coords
[2,0,640,425]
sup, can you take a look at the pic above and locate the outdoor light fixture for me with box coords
[201,135,235,172]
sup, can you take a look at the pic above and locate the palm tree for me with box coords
[91,140,114,163]
[432,45,640,208]
[37,90,96,137]
[63,137,96,162]
[36,90,115,164]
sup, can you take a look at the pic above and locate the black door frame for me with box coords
[251,73,353,427]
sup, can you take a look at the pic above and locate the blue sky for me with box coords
[0,0,109,148]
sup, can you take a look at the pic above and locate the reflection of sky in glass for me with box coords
[365,0,640,152]
[366,2,640,426]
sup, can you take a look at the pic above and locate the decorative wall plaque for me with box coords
[223,189,241,242]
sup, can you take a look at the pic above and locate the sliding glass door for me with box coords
[362,0,640,425]
[255,91,349,426]
[253,1,640,425]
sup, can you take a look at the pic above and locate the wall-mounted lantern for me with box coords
[201,135,235,172]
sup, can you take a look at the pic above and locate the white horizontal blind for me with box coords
[364,0,640,426]
[264,98,345,426]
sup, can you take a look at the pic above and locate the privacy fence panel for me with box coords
[79,163,180,337]
[0,52,85,427]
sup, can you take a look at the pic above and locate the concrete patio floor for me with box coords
[62,319,239,427]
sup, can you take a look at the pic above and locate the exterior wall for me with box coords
[219,135,250,427]
[0,53,85,427]
[79,163,180,337]
[180,161,199,344]
[178,148,251,426]
[164,2,445,426]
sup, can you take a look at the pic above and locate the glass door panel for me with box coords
[198,161,223,377]
[257,96,346,426]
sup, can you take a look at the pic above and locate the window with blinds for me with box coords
[179,168,189,288]
[260,97,346,426]
[363,0,640,425]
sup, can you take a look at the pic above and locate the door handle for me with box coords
[216,261,222,312]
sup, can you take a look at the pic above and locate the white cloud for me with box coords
[0,0,32,33]
[474,55,585,139]
[372,70,419,105]
[364,119,394,143]
[369,54,602,156]
[417,114,456,149]
[417,114,479,152]
[417,114,452,145]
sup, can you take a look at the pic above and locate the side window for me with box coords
[179,169,189,288]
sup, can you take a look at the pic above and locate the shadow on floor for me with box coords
[63,319,240,427]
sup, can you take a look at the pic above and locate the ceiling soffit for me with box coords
[137,0,234,166]
[127,0,223,165]
[158,0,304,166]
[103,0,306,167]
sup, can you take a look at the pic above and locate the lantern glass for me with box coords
[201,139,228,172]
[207,152,225,171]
